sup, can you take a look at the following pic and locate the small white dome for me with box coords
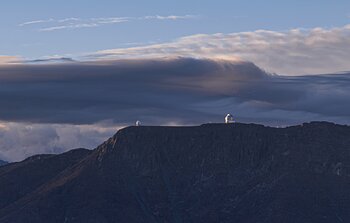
[225,114,234,123]
[135,120,141,126]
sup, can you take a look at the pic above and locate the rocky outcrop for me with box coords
[0,122,349,223]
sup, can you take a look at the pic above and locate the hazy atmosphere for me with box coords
[1,0,350,161]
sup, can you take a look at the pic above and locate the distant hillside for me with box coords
[0,160,7,166]
[0,122,350,223]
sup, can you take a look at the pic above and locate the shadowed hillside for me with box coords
[0,122,349,223]
[0,160,7,166]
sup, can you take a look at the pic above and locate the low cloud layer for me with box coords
[93,25,350,75]
[0,122,118,162]
[0,58,349,125]
[0,58,349,161]
[0,58,264,124]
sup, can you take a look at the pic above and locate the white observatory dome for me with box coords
[225,114,234,124]
[135,120,141,126]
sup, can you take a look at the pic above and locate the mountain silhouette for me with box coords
[0,122,349,223]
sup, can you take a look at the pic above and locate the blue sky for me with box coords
[1,0,350,59]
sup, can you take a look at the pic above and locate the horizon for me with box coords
[1,120,346,163]
[1,0,350,161]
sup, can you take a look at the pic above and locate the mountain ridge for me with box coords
[0,122,349,222]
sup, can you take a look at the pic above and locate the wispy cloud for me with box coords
[91,17,130,24]
[38,17,128,31]
[19,15,197,32]
[39,23,100,32]
[91,24,350,75]
[19,19,54,26]
[58,17,81,23]
[143,15,197,20]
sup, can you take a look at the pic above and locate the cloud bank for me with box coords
[0,58,349,125]
[92,25,350,75]
[0,122,118,162]
[0,57,350,161]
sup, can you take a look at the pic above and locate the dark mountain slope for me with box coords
[0,122,350,223]
[0,148,91,211]
[0,160,7,166]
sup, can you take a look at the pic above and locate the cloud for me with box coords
[90,17,129,24]
[18,19,54,26]
[0,121,119,162]
[0,58,349,126]
[0,57,350,161]
[58,17,81,23]
[20,17,129,32]
[0,55,22,64]
[92,25,350,75]
[143,15,197,20]
[0,58,264,124]
[20,15,196,32]
[23,57,75,64]
[39,23,100,32]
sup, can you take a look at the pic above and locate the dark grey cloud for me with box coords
[23,57,75,64]
[0,57,349,127]
[0,58,265,125]
[0,57,350,161]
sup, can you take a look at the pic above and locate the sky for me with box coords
[2,0,350,60]
[1,0,350,161]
